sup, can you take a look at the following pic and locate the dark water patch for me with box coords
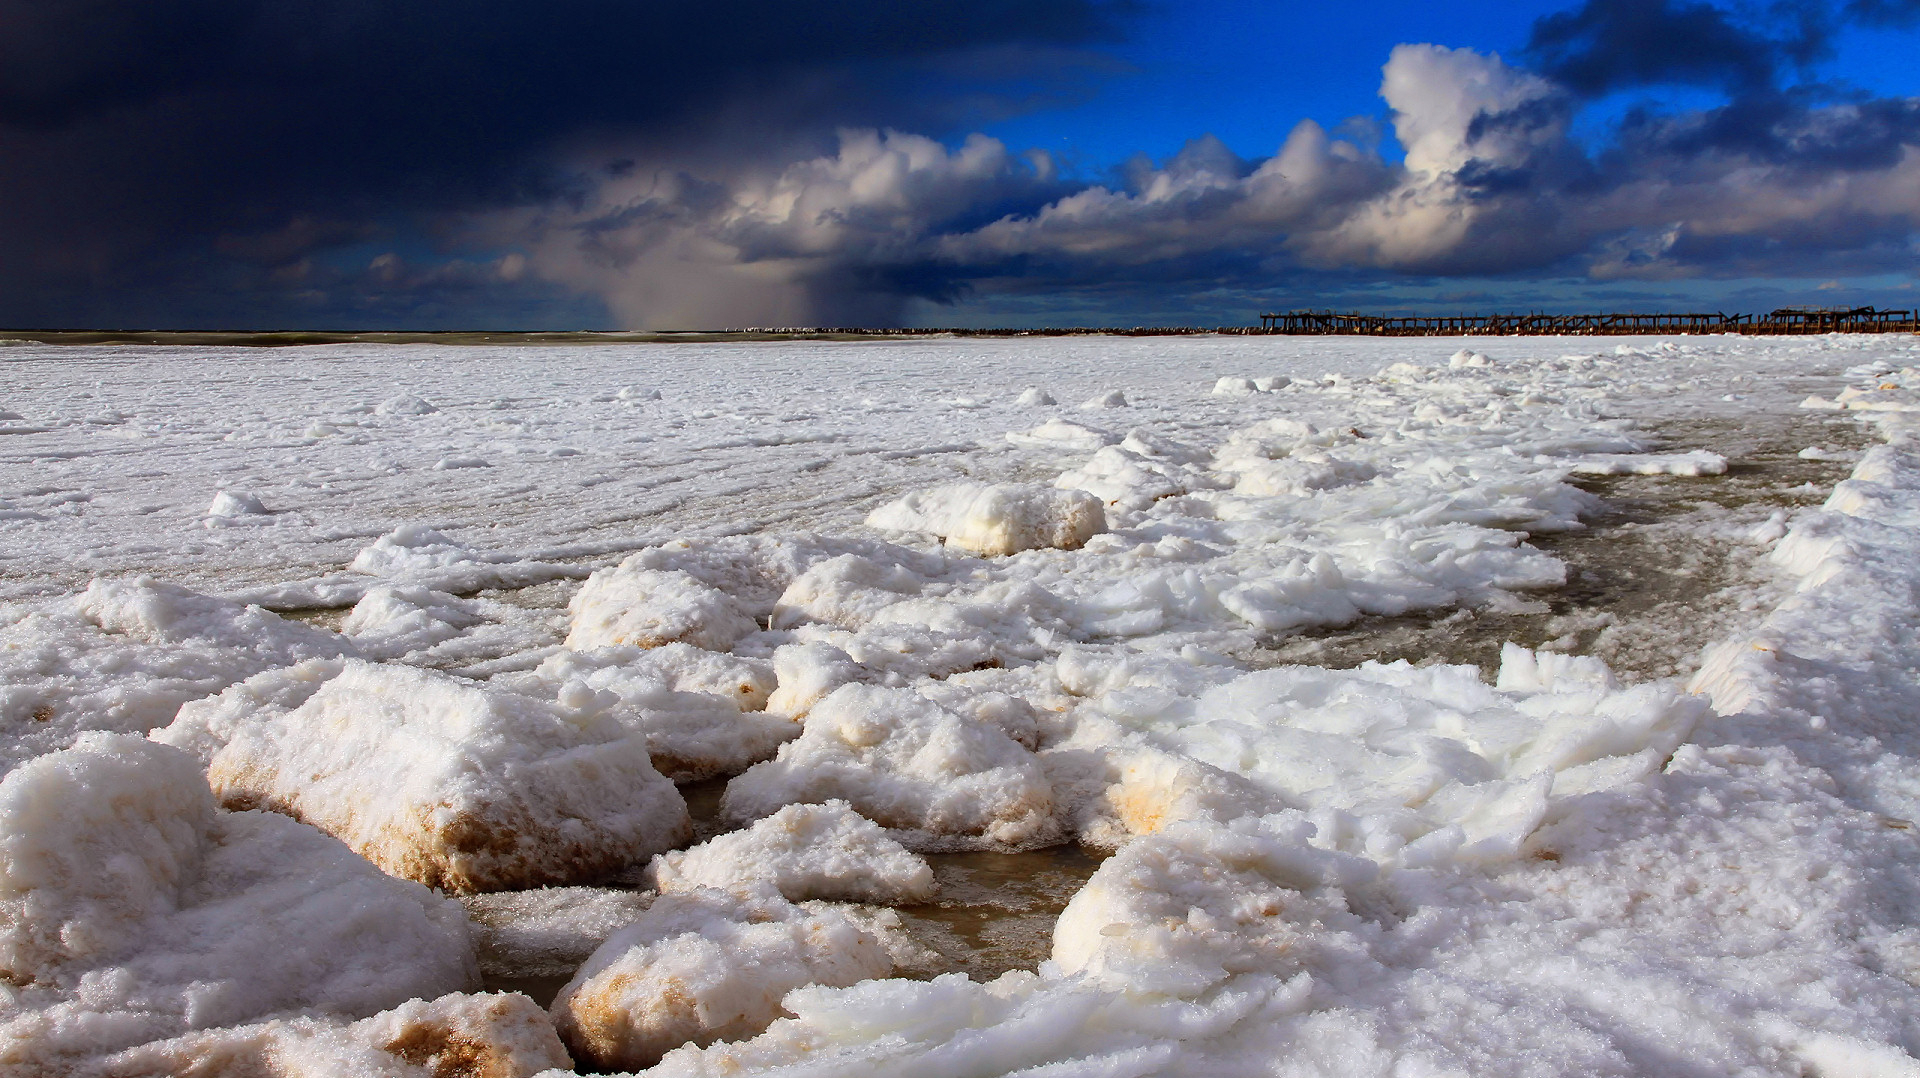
[1247,410,1875,683]
[893,845,1107,982]
[482,971,574,1009]
[678,776,733,845]
[275,605,353,631]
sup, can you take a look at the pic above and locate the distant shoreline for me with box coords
[0,327,1264,347]
[3,313,1915,346]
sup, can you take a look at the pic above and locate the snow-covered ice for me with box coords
[175,659,692,892]
[549,885,901,1070]
[651,799,935,904]
[2,332,1919,1074]
[721,683,1060,850]
[866,481,1106,555]
[0,733,480,1071]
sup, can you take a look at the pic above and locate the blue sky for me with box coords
[982,1,1920,171]
[1,0,1917,328]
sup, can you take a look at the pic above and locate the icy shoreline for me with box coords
[3,335,1918,1075]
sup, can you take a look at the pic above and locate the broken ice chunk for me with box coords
[651,800,935,904]
[0,733,478,1067]
[529,642,776,712]
[549,886,896,1071]
[203,660,691,892]
[722,684,1057,850]
[769,553,923,630]
[206,489,268,517]
[98,991,571,1078]
[866,481,1105,556]
[567,565,760,651]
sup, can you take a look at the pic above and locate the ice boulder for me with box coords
[1054,444,1203,510]
[567,565,760,651]
[0,733,479,1067]
[1014,387,1055,406]
[206,489,267,517]
[764,641,868,719]
[376,393,439,415]
[349,524,581,592]
[1004,418,1117,451]
[722,684,1058,850]
[769,553,924,630]
[1129,649,1706,867]
[1080,389,1128,409]
[0,733,215,979]
[1053,816,1370,996]
[527,642,777,712]
[339,584,488,656]
[526,663,798,782]
[1212,376,1259,397]
[350,524,480,578]
[152,657,347,763]
[76,575,351,663]
[550,886,896,1071]
[651,800,934,904]
[1059,739,1279,849]
[201,660,691,892]
[1230,453,1379,497]
[866,481,1105,556]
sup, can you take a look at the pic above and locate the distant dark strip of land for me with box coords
[0,327,1266,347]
[0,306,1913,346]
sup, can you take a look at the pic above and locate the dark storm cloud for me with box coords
[0,0,1128,136]
[1846,0,1920,24]
[1612,91,1920,170]
[1525,0,1920,99]
[1525,0,1826,95]
[0,0,1129,326]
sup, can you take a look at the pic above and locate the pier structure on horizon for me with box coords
[1256,306,1920,336]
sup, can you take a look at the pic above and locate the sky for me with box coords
[2,0,1918,330]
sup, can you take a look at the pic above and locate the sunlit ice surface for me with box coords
[4,332,1920,1076]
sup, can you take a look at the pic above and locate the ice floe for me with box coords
[176,660,691,891]
[550,886,900,1070]
[651,799,935,904]
[0,733,478,1071]
[866,481,1106,555]
[722,684,1058,850]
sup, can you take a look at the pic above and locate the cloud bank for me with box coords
[2,0,1917,327]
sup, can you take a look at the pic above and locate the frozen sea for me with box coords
[3,333,1920,1076]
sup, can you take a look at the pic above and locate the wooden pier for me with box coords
[1257,306,1920,336]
